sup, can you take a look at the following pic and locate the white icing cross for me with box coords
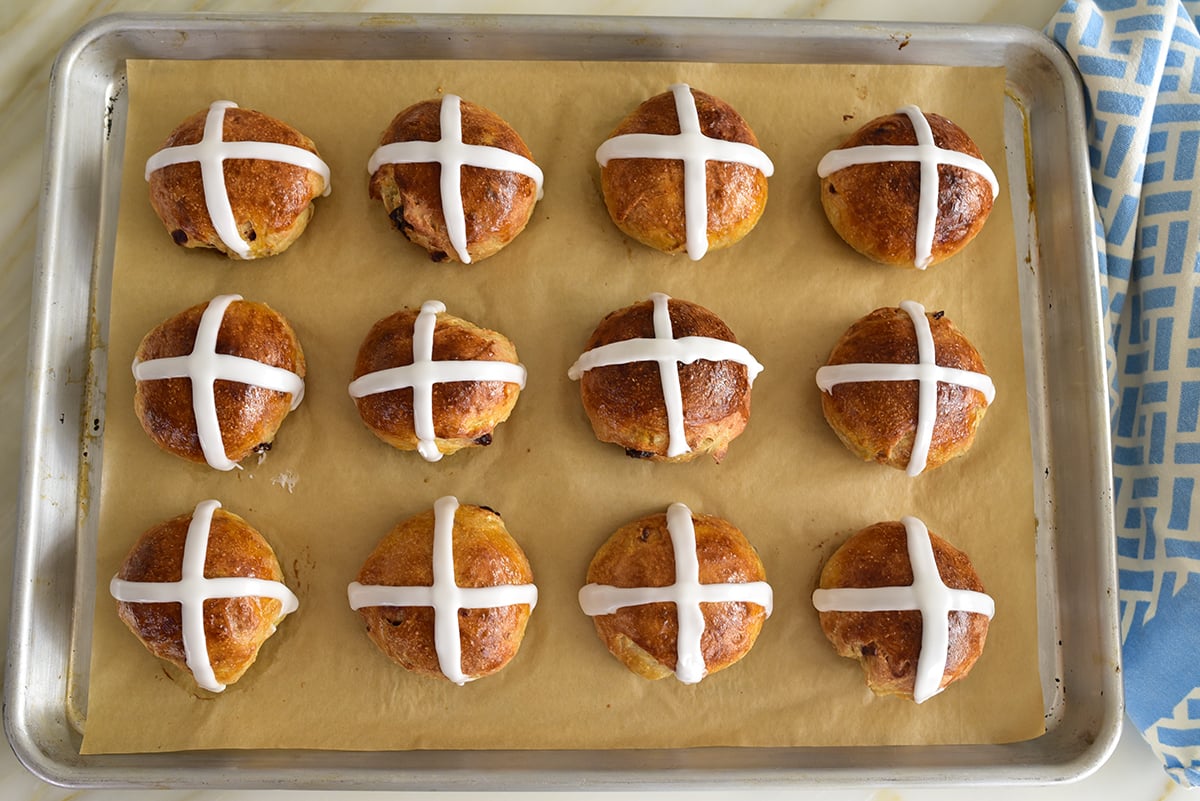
[596,83,775,260]
[366,94,545,264]
[132,294,306,472]
[347,300,527,462]
[816,105,999,269]
[568,293,763,459]
[110,499,300,693]
[815,300,995,476]
[811,516,995,703]
[579,502,773,685]
[347,496,538,685]
[145,100,332,259]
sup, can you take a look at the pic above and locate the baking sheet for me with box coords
[79,57,1041,754]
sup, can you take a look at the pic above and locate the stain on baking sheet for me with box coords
[1007,87,1041,275]
[104,74,126,141]
[77,305,107,522]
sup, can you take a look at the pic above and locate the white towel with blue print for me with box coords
[1048,0,1200,786]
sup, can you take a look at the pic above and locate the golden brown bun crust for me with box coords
[352,308,522,457]
[819,110,994,267]
[369,97,539,263]
[820,306,989,472]
[578,298,752,463]
[586,511,768,680]
[133,299,306,466]
[115,507,291,689]
[147,106,328,259]
[355,504,534,681]
[817,521,990,699]
[600,88,769,255]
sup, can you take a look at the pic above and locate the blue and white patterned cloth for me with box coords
[1047,0,1200,786]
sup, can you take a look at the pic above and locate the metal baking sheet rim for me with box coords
[6,12,1121,790]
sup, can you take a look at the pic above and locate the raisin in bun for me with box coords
[596,83,773,260]
[579,503,772,683]
[145,100,330,259]
[367,95,543,264]
[132,294,306,471]
[812,517,994,702]
[348,496,537,684]
[817,105,998,269]
[348,300,526,462]
[110,500,299,693]
[815,301,994,476]
[568,293,763,463]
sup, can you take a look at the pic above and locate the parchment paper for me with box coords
[80,58,1043,753]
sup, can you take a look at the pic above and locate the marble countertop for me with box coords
[0,0,1184,798]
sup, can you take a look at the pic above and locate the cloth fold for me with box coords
[1047,0,1200,786]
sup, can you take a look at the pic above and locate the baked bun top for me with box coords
[579,502,773,683]
[110,499,299,693]
[348,300,526,462]
[816,300,994,476]
[348,496,538,684]
[596,83,773,259]
[812,516,994,703]
[132,294,306,471]
[817,105,997,269]
[568,292,763,463]
[146,100,330,260]
[368,94,543,264]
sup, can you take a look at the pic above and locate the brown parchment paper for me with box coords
[80,58,1043,754]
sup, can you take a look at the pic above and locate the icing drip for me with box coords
[109,499,300,693]
[132,294,306,471]
[815,300,995,476]
[567,293,763,459]
[579,502,773,684]
[816,105,999,269]
[144,100,332,259]
[811,516,995,703]
[347,301,527,462]
[347,495,538,685]
[366,94,545,264]
[595,84,775,261]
